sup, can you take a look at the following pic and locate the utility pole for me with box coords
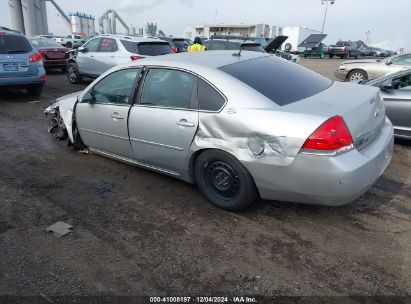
[321,0,335,34]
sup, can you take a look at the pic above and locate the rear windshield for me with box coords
[121,40,172,56]
[219,56,332,106]
[30,38,62,48]
[240,44,265,52]
[0,35,32,54]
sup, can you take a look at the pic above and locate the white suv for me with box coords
[67,34,173,84]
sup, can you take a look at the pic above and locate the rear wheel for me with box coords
[66,41,72,49]
[194,150,259,211]
[27,85,43,96]
[347,69,368,83]
[67,63,82,84]
[329,54,334,59]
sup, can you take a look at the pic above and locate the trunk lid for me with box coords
[38,47,68,60]
[284,82,385,149]
[264,35,288,53]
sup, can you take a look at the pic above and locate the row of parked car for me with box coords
[303,40,397,59]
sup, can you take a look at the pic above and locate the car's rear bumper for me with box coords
[43,59,67,68]
[0,74,46,88]
[334,69,349,81]
[247,117,394,206]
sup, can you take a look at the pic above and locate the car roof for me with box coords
[0,27,24,36]
[205,39,260,45]
[97,34,167,43]
[122,50,271,70]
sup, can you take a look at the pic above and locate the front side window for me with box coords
[98,38,118,52]
[84,38,100,52]
[391,55,411,65]
[390,73,411,91]
[83,69,140,104]
[140,69,194,109]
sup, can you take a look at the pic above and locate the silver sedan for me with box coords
[364,69,411,139]
[335,53,411,82]
[45,51,394,210]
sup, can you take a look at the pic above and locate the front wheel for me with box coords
[347,70,368,83]
[194,150,259,211]
[67,63,82,84]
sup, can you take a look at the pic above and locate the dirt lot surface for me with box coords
[0,58,410,302]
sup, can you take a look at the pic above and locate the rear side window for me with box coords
[198,78,226,111]
[98,38,118,52]
[205,41,226,50]
[0,35,32,54]
[219,56,332,106]
[138,43,172,56]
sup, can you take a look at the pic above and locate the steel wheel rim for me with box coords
[204,161,240,199]
[350,72,364,82]
[67,66,76,82]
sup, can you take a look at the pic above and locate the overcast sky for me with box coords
[1,0,410,51]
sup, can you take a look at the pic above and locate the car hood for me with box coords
[265,35,288,53]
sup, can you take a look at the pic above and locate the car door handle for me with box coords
[176,119,195,127]
[111,112,124,120]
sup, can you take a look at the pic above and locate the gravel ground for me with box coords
[0,59,410,302]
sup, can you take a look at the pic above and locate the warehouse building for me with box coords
[184,24,271,39]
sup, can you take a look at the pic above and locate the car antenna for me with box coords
[232,49,242,57]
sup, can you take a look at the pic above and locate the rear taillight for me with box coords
[40,75,46,81]
[0,32,6,35]
[301,116,353,155]
[130,55,144,61]
[29,52,42,62]
[171,47,178,53]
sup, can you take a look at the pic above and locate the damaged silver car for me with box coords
[45,51,394,210]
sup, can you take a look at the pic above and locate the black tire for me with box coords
[27,85,43,96]
[67,63,82,84]
[194,150,259,211]
[66,41,72,49]
[329,54,334,59]
[347,69,368,83]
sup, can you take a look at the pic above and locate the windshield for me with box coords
[30,38,63,48]
[240,44,265,52]
[220,56,332,106]
[0,35,32,54]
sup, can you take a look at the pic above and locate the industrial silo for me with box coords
[102,17,112,34]
[21,0,37,36]
[70,12,82,34]
[81,14,88,36]
[39,0,48,34]
[87,16,95,36]
[8,0,25,33]
[33,0,44,36]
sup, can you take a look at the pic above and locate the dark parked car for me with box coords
[29,37,69,72]
[329,41,361,59]
[161,37,189,53]
[0,27,46,96]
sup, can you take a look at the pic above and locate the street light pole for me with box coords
[321,0,335,34]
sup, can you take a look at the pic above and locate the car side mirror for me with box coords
[81,90,95,103]
[386,59,392,65]
[78,46,87,53]
[380,79,393,90]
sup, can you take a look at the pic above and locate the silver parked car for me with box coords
[335,53,411,82]
[363,69,411,139]
[46,51,394,210]
[67,34,173,84]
